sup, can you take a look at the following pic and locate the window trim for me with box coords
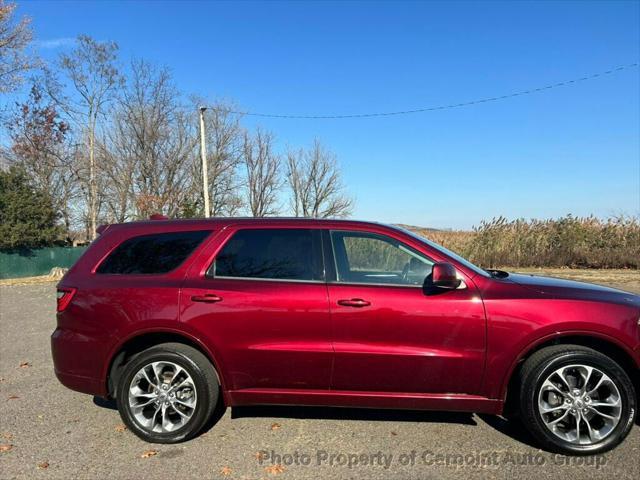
[94,229,212,276]
[203,275,326,285]
[325,229,435,288]
[206,227,325,284]
[327,279,425,289]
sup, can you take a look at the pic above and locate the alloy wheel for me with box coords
[537,364,622,445]
[128,361,198,433]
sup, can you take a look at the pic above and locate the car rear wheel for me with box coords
[116,342,219,443]
[519,345,636,455]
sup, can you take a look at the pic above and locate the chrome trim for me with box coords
[211,275,325,285]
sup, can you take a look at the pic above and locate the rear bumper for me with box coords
[51,327,109,397]
[54,369,105,396]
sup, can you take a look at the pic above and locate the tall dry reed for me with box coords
[405,215,639,269]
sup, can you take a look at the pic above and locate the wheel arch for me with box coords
[105,329,228,402]
[502,333,639,416]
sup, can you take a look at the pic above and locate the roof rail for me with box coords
[149,214,169,220]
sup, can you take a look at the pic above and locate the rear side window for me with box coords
[97,230,211,275]
[210,229,323,281]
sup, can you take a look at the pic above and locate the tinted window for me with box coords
[211,229,322,281]
[97,230,210,274]
[331,231,433,285]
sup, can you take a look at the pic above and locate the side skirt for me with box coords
[227,388,503,415]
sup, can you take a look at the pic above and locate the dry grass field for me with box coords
[0,274,63,286]
[406,215,640,270]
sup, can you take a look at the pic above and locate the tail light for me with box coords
[56,288,77,312]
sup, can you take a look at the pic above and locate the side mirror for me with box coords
[430,262,461,289]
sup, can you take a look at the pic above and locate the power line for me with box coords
[206,62,639,119]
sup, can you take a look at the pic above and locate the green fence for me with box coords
[0,247,88,279]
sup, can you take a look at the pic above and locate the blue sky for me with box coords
[13,0,640,229]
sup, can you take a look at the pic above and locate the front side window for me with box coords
[210,229,323,281]
[391,224,490,278]
[97,230,210,275]
[330,231,434,286]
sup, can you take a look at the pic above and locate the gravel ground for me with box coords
[0,282,638,480]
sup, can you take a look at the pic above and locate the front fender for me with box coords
[481,297,640,400]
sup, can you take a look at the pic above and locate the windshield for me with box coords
[390,225,491,278]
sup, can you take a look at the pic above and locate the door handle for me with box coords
[337,298,371,308]
[191,293,223,303]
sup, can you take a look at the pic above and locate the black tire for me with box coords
[116,342,219,443]
[519,344,636,455]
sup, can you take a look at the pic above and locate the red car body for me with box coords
[51,218,640,416]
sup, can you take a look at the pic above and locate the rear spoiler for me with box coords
[96,224,110,235]
[96,214,167,235]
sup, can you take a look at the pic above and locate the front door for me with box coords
[326,229,486,395]
[181,227,333,391]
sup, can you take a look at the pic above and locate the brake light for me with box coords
[57,288,77,312]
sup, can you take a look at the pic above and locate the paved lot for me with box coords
[1,282,639,480]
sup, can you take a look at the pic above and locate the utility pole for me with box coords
[199,106,211,218]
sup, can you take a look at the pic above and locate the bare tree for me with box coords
[98,129,134,223]
[101,60,197,220]
[286,139,353,218]
[0,1,36,93]
[47,35,122,238]
[243,128,282,216]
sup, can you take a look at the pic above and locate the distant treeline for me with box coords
[1,34,353,246]
[409,215,640,269]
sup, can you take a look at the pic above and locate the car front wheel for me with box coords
[116,342,219,443]
[519,344,636,455]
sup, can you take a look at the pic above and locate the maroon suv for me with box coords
[51,218,640,454]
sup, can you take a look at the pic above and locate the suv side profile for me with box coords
[52,218,640,454]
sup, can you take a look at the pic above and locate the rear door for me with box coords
[181,226,333,391]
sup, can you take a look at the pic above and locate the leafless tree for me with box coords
[286,139,353,218]
[97,129,134,223]
[0,1,37,93]
[46,35,122,238]
[243,128,282,217]
[101,60,197,220]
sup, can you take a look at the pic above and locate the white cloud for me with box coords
[36,37,75,49]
